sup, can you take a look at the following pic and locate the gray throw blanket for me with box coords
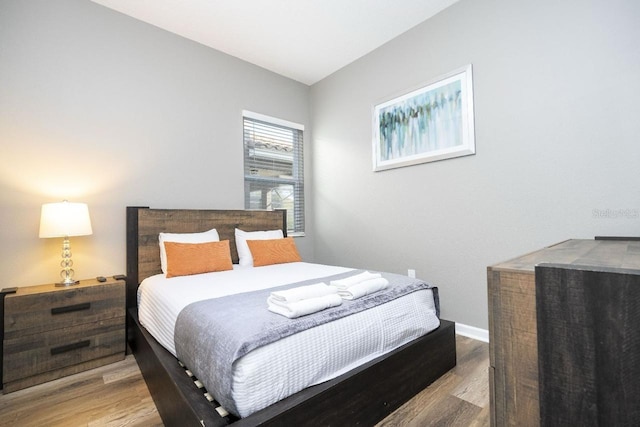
[174,270,439,416]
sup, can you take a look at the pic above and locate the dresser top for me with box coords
[490,239,640,273]
[4,277,123,298]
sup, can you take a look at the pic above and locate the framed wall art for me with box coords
[373,64,475,171]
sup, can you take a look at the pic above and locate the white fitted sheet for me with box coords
[137,262,440,417]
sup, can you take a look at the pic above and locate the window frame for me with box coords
[242,110,305,236]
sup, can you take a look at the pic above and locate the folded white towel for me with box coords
[269,282,337,303]
[330,271,382,289]
[337,277,389,300]
[268,294,343,318]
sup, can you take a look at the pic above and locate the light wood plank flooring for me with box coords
[377,335,490,426]
[0,335,488,426]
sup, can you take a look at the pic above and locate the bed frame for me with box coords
[126,206,457,426]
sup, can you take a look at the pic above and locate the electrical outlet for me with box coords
[408,269,416,278]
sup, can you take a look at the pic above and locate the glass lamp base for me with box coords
[56,236,79,286]
[55,279,80,287]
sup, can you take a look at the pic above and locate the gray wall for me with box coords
[2,0,639,331]
[0,0,312,287]
[310,0,640,329]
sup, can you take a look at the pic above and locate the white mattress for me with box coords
[137,262,440,417]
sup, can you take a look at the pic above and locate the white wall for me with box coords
[310,0,640,329]
[0,0,312,287]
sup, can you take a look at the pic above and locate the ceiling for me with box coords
[90,0,459,85]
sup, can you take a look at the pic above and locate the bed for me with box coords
[126,207,457,426]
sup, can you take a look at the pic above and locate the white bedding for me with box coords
[138,262,440,417]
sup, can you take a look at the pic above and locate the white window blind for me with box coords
[243,111,304,234]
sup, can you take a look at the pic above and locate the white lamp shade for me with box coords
[39,201,93,238]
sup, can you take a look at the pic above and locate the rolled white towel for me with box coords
[268,294,343,318]
[270,282,337,303]
[338,277,389,300]
[330,271,382,289]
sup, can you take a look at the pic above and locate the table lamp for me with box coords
[39,201,93,286]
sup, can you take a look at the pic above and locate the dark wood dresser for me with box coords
[487,238,640,427]
[2,277,125,393]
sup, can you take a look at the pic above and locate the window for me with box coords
[243,111,304,235]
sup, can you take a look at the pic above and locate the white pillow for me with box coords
[235,228,284,266]
[158,228,220,274]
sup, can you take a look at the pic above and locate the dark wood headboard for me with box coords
[126,207,287,310]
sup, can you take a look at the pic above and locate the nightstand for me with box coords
[1,277,126,393]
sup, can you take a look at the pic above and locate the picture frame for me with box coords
[373,64,475,171]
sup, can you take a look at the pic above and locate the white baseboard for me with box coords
[455,322,489,343]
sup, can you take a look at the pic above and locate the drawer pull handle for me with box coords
[51,302,91,315]
[50,340,91,355]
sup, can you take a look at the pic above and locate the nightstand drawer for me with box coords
[4,281,125,338]
[3,316,125,383]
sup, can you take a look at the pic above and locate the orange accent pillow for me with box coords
[246,237,302,267]
[164,240,233,278]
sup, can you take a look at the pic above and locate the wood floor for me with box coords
[377,335,490,427]
[0,335,489,426]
